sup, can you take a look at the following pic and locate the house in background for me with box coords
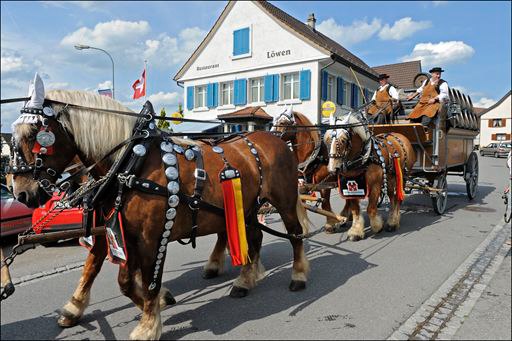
[372,60,423,90]
[477,91,511,147]
[173,0,378,130]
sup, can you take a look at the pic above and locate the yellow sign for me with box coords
[322,101,336,118]
[171,111,184,124]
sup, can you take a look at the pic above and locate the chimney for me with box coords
[307,13,316,30]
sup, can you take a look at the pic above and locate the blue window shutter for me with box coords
[321,71,328,101]
[187,87,194,110]
[240,79,247,105]
[240,28,249,54]
[350,83,354,108]
[273,74,279,101]
[233,80,240,105]
[207,84,213,108]
[233,30,239,55]
[300,70,311,100]
[337,77,344,105]
[264,75,273,102]
[212,83,218,107]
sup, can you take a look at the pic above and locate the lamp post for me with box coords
[74,44,115,99]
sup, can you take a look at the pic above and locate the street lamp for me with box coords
[74,44,115,99]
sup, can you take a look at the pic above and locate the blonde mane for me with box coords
[293,111,320,144]
[46,90,137,160]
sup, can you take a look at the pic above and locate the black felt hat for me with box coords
[378,73,390,80]
[429,67,444,73]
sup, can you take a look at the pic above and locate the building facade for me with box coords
[174,1,378,130]
[478,91,511,147]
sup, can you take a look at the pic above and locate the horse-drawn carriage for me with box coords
[370,87,480,214]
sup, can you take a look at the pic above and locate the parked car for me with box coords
[479,142,511,158]
[1,184,34,238]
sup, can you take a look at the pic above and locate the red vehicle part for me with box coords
[32,192,83,234]
[1,186,34,238]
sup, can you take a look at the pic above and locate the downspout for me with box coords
[318,53,336,125]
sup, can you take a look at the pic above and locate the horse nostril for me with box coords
[17,191,28,205]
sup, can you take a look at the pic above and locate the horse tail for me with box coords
[296,194,310,235]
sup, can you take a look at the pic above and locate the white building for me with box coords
[478,91,511,147]
[173,0,379,130]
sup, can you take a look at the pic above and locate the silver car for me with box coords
[479,142,511,158]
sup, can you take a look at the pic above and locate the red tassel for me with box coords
[221,179,243,266]
[394,157,406,202]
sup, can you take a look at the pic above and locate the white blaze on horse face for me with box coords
[327,137,339,174]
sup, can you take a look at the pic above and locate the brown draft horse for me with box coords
[9,88,310,340]
[272,109,349,232]
[324,111,415,241]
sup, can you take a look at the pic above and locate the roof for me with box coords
[372,60,422,89]
[256,1,378,80]
[472,107,485,116]
[174,0,378,81]
[477,90,512,117]
[217,106,273,120]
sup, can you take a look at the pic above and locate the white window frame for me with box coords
[344,82,350,107]
[326,74,335,102]
[282,72,300,101]
[194,85,206,109]
[492,119,503,127]
[220,81,234,107]
[249,77,264,104]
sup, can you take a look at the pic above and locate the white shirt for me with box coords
[371,83,399,101]
[416,79,449,102]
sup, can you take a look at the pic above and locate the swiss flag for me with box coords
[132,68,146,99]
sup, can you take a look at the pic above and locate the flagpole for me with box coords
[144,60,147,102]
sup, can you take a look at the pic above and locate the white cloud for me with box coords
[60,20,150,50]
[97,80,112,90]
[378,17,431,41]
[401,41,475,67]
[1,52,28,73]
[147,91,181,108]
[47,82,70,89]
[473,97,497,108]
[40,1,108,12]
[316,18,382,46]
[144,27,206,66]
[432,1,448,6]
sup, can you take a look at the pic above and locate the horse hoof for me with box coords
[386,225,398,232]
[229,286,249,298]
[324,224,335,234]
[289,280,306,291]
[202,269,219,279]
[163,290,177,306]
[349,235,362,242]
[57,311,80,328]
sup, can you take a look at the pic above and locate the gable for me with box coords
[176,1,328,81]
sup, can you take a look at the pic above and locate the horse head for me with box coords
[325,111,370,174]
[271,105,296,141]
[8,74,78,208]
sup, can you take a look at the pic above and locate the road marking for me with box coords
[387,219,511,340]
[11,261,84,286]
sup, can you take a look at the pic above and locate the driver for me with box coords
[407,67,449,126]
[367,74,399,124]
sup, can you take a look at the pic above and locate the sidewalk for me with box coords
[453,247,511,340]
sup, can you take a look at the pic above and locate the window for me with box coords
[492,119,504,127]
[249,78,264,103]
[282,72,300,100]
[195,85,206,108]
[220,81,234,106]
[496,134,507,141]
[344,82,350,106]
[233,27,250,57]
[326,74,335,102]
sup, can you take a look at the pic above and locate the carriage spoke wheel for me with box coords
[431,173,448,215]
[465,152,479,200]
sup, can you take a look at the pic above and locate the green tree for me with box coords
[157,107,171,130]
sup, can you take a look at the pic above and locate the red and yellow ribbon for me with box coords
[394,157,406,202]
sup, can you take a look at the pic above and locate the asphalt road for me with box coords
[1,154,510,340]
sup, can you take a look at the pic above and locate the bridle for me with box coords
[6,102,75,194]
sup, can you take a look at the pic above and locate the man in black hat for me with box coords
[407,67,449,126]
[367,74,399,124]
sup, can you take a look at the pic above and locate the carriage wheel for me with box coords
[465,152,479,200]
[431,173,448,215]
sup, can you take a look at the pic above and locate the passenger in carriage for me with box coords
[367,73,399,124]
[407,67,449,126]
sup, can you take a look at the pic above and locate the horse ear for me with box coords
[26,72,45,109]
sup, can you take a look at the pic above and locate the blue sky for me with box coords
[1,1,511,133]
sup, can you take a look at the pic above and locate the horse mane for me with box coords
[293,111,320,144]
[46,90,138,160]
